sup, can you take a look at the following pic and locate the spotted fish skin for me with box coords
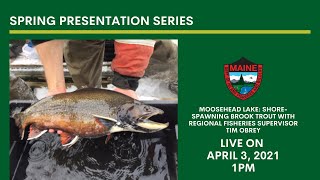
[17,88,134,138]
[15,88,168,146]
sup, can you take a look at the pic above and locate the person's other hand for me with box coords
[114,87,138,99]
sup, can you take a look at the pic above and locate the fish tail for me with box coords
[13,113,25,140]
[13,113,21,127]
[20,129,25,140]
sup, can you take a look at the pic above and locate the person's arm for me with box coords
[33,40,66,134]
[34,40,66,96]
[111,40,156,99]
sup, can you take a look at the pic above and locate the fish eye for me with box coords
[143,106,151,112]
[128,106,134,111]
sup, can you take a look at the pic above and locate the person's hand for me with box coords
[47,88,66,96]
[49,129,63,134]
[35,40,66,134]
[114,87,138,99]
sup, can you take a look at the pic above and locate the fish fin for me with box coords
[109,125,125,133]
[92,114,118,122]
[20,129,25,140]
[27,125,47,140]
[62,136,79,148]
[59,132,75,146]
[94,117,117,128]
[105,133,112,144]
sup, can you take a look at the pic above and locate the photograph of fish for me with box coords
[10,40,178,180]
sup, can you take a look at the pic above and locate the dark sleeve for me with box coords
[112,72,140,91]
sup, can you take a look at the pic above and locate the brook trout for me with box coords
[15,88,169,147]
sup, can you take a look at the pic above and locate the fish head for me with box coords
[113,101,169,133]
